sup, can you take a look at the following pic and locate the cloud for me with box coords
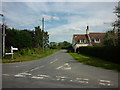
[3,0,120,2]
[42,14,51,20]
[52,16,60,20]
[48,6,117,42]
[2,2,118,42]
[42,14,60,21]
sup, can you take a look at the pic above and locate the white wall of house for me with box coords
[72,43,89,52]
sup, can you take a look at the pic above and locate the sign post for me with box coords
[5,46,18,59]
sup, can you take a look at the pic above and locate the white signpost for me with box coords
[5,46,18,59]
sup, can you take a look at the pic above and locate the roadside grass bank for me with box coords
[2,48,60,63]
[69,53,120,72]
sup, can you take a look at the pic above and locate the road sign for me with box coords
[5,46,18,59]
[5,53,13,55]
[12,48,18,50]
[11,46,18,51]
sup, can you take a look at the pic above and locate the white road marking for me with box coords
[55,76,68,81]
[30,67,40,71]
[21,72,31,76]
[50,59,58,64]
[31,76,44,79]
[30,65,44,71]
[56,65,64,69]
[56,63,71,70]
[14,72,31,77]
[38,74,50,78]
[14,74,25,77]
[75,78,89,84]
[14,65,44,78]
[31,74,50,79]
[63,67,71,70]
[100,80,110,83]
[99,79,111,86]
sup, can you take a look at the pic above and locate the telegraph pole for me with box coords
[0,14,5,57]
[42,17,44,53]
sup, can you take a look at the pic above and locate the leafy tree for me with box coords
[5,28,33,49]
[103,2,120,47]
[49,42,58,49]
[58,41,72,49]
[49,41,71,49]
[103,31,118,46]
[113,1,120,33]
[34,26,43,47]
[34,26,49,48]
[43,31,49,48]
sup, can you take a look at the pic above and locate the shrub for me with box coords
[77,46,119,63]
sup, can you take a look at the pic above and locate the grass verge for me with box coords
[69,53,120,72]
[2,49,60,63]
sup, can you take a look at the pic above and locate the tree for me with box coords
[34,26,43,47]
[34,26,49,48]
[113,1,120,33]
[103,30,118,46]
[49,42,58,49]
[43,31,49,48]
[58,41,72,49]
[103,1,120,47]
[5,28,33,49]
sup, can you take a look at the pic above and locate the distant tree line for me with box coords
[5,26,49,50]
[49,41,72,49]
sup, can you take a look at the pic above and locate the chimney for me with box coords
[86,25,89,35]
[86,25,92,45]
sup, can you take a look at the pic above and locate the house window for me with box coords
[80,39,85,43]
[94,39,100,43]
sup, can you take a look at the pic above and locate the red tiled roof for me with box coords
[73,33,106,44]
[74,34,87,39]
[89,33,106,39]
[73,34,89,43]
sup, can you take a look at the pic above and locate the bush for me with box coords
[77,46,119,63]
[19,47,43,56]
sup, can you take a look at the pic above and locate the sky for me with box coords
[0,1,119,43]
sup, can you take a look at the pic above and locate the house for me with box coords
[72,26,106,52]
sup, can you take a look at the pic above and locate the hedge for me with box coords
[77,46,119,63]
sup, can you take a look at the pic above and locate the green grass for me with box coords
[69,53,120,72]
[2,49,60,63]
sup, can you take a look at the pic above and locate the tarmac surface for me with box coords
[2,50,119,88]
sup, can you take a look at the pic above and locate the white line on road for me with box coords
[56,63,71,70]
[99,79,111,86]
[50,59,58,64]
[55,76,68,81]
[31,74,50,79]
[56,65,64,69]
[30,65,44,71]
[14,72,32,78]
[75,78,89,84]
[100,80,110,83]
[14,74,26,77]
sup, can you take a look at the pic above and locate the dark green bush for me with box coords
[77,46,119,63]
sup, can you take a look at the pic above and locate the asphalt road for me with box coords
[2,50,119,88]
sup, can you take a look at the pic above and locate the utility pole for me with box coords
[0,14,5,58]
[42,17,44,53]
